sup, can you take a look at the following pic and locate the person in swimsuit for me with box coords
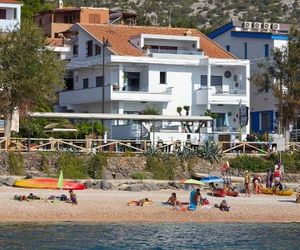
[244,171,251,197]
[167,192,182,207]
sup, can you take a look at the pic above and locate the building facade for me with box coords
[58,24,250,142]
[209,21,289,134]
[0,0,22,31]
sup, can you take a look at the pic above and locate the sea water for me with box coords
[0,223,299,249]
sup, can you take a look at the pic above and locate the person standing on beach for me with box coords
[266,169,273,188]
[244,171,251,197]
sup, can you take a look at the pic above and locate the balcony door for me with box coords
[125,72,140,91]
[0,9,6,19]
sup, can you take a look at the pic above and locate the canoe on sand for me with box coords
[14,178,85,190]
[262,188,294,196]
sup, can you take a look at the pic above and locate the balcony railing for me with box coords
[0,137,294,156]
[147,47,202,56]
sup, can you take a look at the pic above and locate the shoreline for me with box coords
[1,186,299,223]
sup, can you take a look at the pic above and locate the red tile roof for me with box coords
[46,38,64,47]
[0,0,21,4]
[79,24,236,59]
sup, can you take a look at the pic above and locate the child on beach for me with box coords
[68,190,78,205]
[214,200,230,212]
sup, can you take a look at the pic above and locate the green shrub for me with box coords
[267,152,300,173]
[197,141,222,163]
[229,156,273,172]
[131,172,148,180]
[8,152,25,175]
[57,153,88,179]
[87,153,107,179]
[40,154,51,176]
[145,155,176,180]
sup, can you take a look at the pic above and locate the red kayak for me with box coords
[213,188,226,197]
[14,178,86,190]
[226,190,239,197]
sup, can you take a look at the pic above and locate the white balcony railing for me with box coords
[195,86,248,105]
[59,86,173,106]
[0,19,18,31]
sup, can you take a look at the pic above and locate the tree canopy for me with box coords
[0,21,66,136]
[252,26,300,133]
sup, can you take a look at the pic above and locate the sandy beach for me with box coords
[0,186,299,223]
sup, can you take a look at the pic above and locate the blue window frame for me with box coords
[244,42,248,59]
[226,45,230,52]
[264,44,269,58]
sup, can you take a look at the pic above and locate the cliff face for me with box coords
[62,0,300,32]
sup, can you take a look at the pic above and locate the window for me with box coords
[0,9,6,19]
[86,40,93,57]
[244,42,248,59]
[211,76,222,86]
[200,75,222,88]
[73,45,78,57]
[95,44,101,55]
[226,45,230,52]
[201,75,207,87]
[264,44,269,58]
[96,76,104,87]
[160,72,166,84]
[83,78,89,89]
[260,112,271,131]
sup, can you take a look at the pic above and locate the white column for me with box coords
[119,64,124,90]
[207,63,211,111]
[17,6,21,27]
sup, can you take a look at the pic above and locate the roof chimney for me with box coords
[58,0,63,9]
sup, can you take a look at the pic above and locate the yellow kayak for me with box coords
[262,188,294,196]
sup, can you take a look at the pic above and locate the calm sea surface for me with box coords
[0,222,299,250]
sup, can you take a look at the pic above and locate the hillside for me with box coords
[60,0,300,33]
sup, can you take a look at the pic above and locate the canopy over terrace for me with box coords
[29,112,213,123]
[28,112,213,147]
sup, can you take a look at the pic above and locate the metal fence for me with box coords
[1,137,299,156]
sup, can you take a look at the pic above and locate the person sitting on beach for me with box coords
[296,190,300,204]
[272,167,283,194]
[214,200,230,212]
[244,171,251,197]
[167,193,182,207]
[68,190,78,205]
[27,193,41,200]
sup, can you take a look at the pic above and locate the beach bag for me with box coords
[60,194,67,201]
[202,198,209,205]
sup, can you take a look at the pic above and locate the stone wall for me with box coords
[0,152,220,179]
[0,152,299,182]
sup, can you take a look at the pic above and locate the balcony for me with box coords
[111,86,173,102]
[195,86,248,105]
[0,19,18,31]
[146,47,203,59]
[59,86,173,107]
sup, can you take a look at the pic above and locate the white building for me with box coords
[209,21,289,134]
[0,0,22,31]
[59,24,250,141]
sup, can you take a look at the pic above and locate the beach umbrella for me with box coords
[200,176,224,183]
[224,113,230,127]
[57,170,64,190]
[183,179,205,185]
